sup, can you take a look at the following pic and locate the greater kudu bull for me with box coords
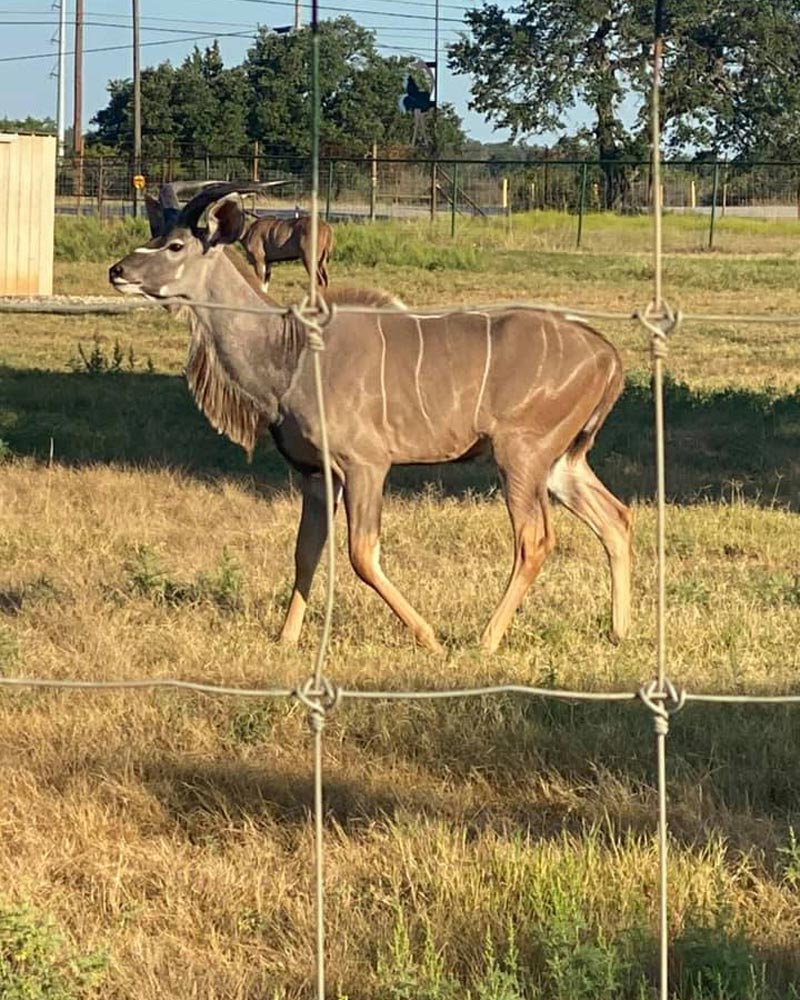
[109,184,631,654]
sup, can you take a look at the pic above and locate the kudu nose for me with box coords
[109,262,124,282]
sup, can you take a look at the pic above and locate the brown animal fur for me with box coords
[241,215,334,290]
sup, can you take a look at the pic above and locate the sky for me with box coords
[0,0,516,144]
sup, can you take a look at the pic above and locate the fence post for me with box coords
[430,160,438,222]
[721,178,728,217]
[252,140,260,182]
[97,156,105,217]
[708,161,720,250]
[450,161,458,238]
[690,178,696,209]
[325,160,333,221]
[576,161,588,248]
[369,142,378,223]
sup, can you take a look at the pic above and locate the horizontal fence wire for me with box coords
[2,675,800,706]
[6,294,800,327]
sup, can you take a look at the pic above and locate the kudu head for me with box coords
[109,183,261,302]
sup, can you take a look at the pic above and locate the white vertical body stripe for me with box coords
[473,313,492,431]
[414,317,434,432]
[376,317,389,432]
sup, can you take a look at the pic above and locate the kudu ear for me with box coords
[144,194,165,238]
[206,195,247,246]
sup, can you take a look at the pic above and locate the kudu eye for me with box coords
[168,241,184,253]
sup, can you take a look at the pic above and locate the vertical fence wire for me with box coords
[649,8,670,1000]
[305,4,334,998]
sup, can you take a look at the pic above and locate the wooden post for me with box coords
[430,159,438,222]
[690,178,696,209]
[576,162,588,248]
[252,140,260,181]
[325,160,333,221]
[450,160,458,238]
[501,176,509,213]
[529,181,536,209]
[722,180,728,217]
[708,161,720,250]
[369,141,378,223]
[97,156,105,216]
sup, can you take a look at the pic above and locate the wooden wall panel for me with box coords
[0,133,56,295]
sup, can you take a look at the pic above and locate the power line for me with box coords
[204,0,466,25]
[0,28,253,62]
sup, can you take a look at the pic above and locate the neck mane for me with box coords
[179,246,300,460]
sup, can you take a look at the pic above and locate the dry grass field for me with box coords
[0,214,799,998]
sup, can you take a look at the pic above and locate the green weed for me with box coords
[0,902,107,999]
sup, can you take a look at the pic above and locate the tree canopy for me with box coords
[89,19,465,159]
[448,0,800,161]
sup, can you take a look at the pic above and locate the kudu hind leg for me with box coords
[548,455,632,641]
[344,465,443,654]
[481,466,555,654]
[280,474,342,644]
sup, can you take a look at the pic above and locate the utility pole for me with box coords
[55,0,67,158]
[429,0,440,222]
[294,0,302,30]
[73,0,83,155]
[133,0,142,217]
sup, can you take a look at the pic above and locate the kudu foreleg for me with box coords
[344,465,443,654]
[280,474,342,644]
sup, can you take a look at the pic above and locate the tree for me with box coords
[90,62,176,156]
[87,19,466,162]
[448,0,800,203]
[0,115,56,133]
[243,17,465,157]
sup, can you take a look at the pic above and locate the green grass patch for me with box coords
[54,216,150,263]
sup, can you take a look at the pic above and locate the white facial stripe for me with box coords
[132,245,166,254]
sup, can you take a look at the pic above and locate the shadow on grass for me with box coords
[1,365,798,508]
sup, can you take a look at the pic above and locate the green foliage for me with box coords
[54,216,150,263]
[0,902,106,999]
[88,19,465,160]
[0,116,56,134]
[334,222,481,270]
[67,335,152,377]
[126,546,244,613]
[449,1,800,161]
[673,922,759,1000]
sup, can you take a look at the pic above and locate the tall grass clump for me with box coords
[54,216,150,263]
[333,221,481,270]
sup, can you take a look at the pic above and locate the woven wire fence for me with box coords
[4,9,800,1000]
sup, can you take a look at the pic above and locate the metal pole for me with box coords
[56,0,67,158]
[450,160,458,238]
[73,0,83,156]
[369,142,378,223]
[576,162,588,248]
[650,8,669,1000]
[429,0,440,222]
[709,161,720,250]
[132,0,141,218]
[325,160,333,221]
[73,0,83,211]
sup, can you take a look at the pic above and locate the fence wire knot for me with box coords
[635,301,682,360]
[294,675,341,732]
[291,295,336,353]
[638,678,686,735]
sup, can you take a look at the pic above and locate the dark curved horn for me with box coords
[178,181,280,231]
